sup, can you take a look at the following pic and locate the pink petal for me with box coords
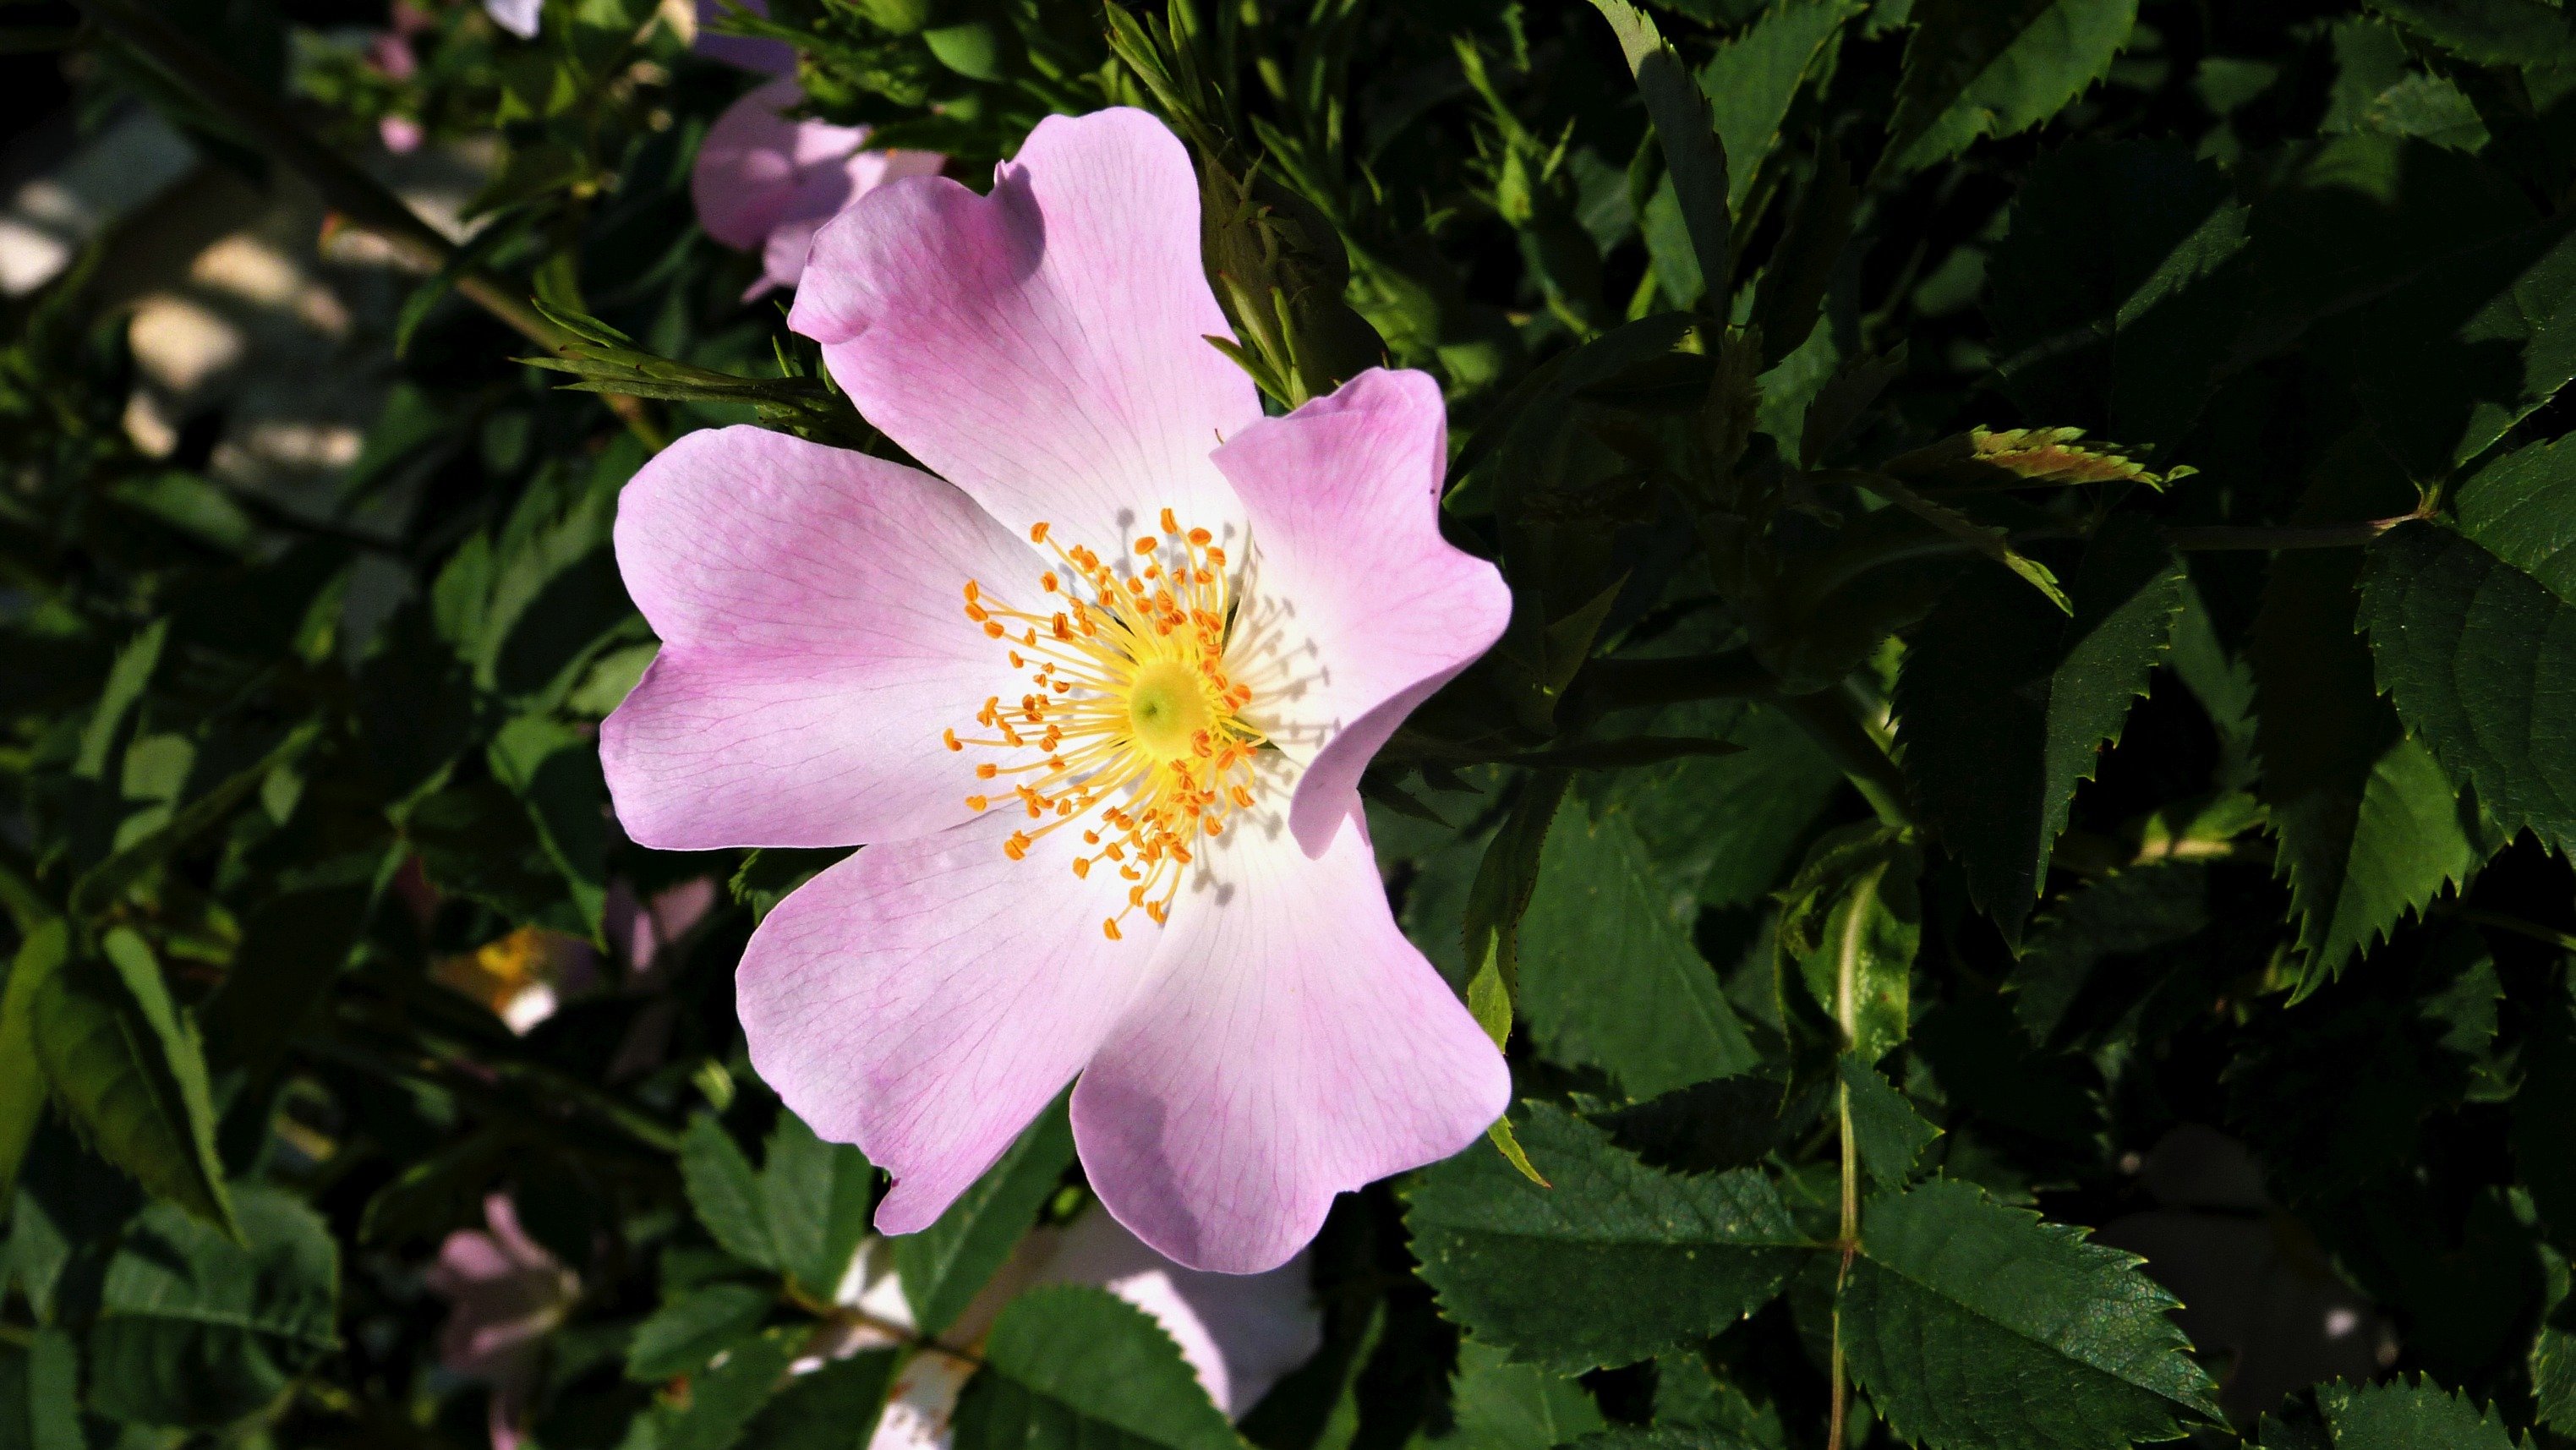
[693,0,795,75]
[1040,1210,1321,1415]
[1214,369,1512,856]
[601,425,1039,851]
[789,108,1261,550]
[1072,809,1509,1274]
[485,0,540,38]
[693,79,867,253]
[758,142,943,292]
[737,815,1165,1237]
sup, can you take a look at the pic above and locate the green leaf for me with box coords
[1698,0,1863,210]
[761,1112,877,1302]
[30,928,236,1239]
[74,618,167,781]
[682,1113,780,1271]
[1775,824,1921,1063]
[2302,208,2576,478]
[1601,703,1844,914]
[1463,772,1575,1051]
[199,879,375,1073]
[0,1328,80,1450]
[1838,1056,1939,1190]
[1430,1343,1606,1450]
[640,1327,800,1450]
[1841,1180,2221,1450]
[87,1187,339,1429]
[68,720,321,921]
[488,713,609,938]
[894,1097,1075,1337]
[0,922,65,1206]
[744,1350,902,1450]
[2455,434,2576,599]
[1598,1071,1834,1179]
[2360,523,2576,856]
[1895,515,2186,941]
[628,1282,775,1382]
[1593,0,1730,298]
[951,1285,1238,1450]
[2257,1376,2519,1450]
[2255,500,2492,984]
[1879,0,2139,177]
[2365,0,2576,66]
[1984,141,2251,449]
[2007,863,2209,1043]
[1518,802,1758,1098]
[1405,1103,1807,1373]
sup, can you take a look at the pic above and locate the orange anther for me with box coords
[1030,522,1051,543]
[944,729,963,752]
[1136,537,1158,555]
[975,763,998,780]
[1103,917,1123,941]
[1004,832,1031,861]
[1073,857,1091,878]
[1160,507,1179,533]
[966,795,989,812]
[983,621,1005,638]
[1188,528,1211,546]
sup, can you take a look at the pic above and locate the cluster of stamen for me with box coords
[948,510,1264,941]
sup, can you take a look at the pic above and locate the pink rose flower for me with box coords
[692,78,943,300]
[425,1195,579,1450]
[601,108,1512,1273]
[694,0,796,78]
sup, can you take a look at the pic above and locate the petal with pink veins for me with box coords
[1072,804,1509,1273]
[1215,369,1512,856]
[789,108,1261,550]
[737,813,1166,1237]
[601,425,1033,850]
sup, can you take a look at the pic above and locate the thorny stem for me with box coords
[70,0,665,450]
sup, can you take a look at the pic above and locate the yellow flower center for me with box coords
[945,510,1266,941]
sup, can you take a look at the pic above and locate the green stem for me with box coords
[1827,869,1870,1450]
[1769,687,1914,829]
[70,0,665,448]
[2160,514,2421,551]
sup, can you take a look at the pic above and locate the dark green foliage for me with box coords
[1840,1182,2222,1450]
[14,0,2576,1445]
[954,1287,1239,1450]
[1406,1105,1805,1372]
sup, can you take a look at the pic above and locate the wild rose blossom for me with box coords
[425,1194,579,1450]
[684,0,938,298]
[601,107,1512,1272]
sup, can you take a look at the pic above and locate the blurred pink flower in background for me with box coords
[601,108,1511,1274]
[485,0,542,40]
[829,1207,1321,1450]
[426,1194,580,1450]
[691,79,943,299]
[694,0,796,79]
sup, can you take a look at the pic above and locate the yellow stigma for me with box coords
[949,512,1264,939]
